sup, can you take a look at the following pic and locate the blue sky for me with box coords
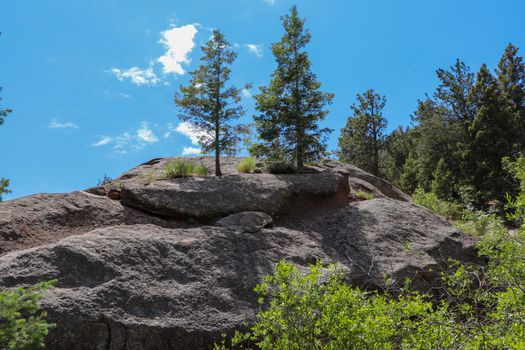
[1,0,524,200]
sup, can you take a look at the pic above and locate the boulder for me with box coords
[120,173,349,221]
[114,157,409,202]
[0,199,478,350]
[215,212,273,232]
[0,191,184,256]
[0,157,479,349]
[315,160,410,202]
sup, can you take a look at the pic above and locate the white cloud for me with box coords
[245,43,263,57]
[182,146,201,155]
[175,121,209,145]
[108,24,198,86]
[113,132,136,154]
[91,136,112,147]
[137,122,159,143]
[119,93,131,99]
[49,118,79,130]
[241,88,252,98]
[158,24,198,75]
[91,122,160,154]
[264,0,276,5]
[109,67,160,86]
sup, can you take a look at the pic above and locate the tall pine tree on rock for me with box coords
[175,30,250,176]
[253,6,334,168]
[338,89,387,176]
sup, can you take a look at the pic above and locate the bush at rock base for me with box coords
[413,188,464,220]
[217,230,525,350]
[0,280,57,350]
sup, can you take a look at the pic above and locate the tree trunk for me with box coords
[372,127,379,177]
[296,125,304,169]
[214,50,222,177]
[215,121,222,176]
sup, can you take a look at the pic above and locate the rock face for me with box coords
[0,157,478,350]
[215,211,273,232]
[0,191,184,255]
[120,173,349,221]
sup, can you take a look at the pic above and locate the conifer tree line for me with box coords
[174,6,524,208]
[354,45,524,207]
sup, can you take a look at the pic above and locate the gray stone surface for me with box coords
[0,191,184,255]
[215,212,273,232]
[0,157,478,349]
[120,172,349,220]
[114,157,409,203]
[0,199,477,350]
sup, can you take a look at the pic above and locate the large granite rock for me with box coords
[0,191,183,255]
[0,157,478,349]
[120,173,349,220]
[0,199,477,349]
[114,157,410,203]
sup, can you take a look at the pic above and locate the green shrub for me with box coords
[194,164,208,176]
[237,157,256,174]
[97,174,112,187]
[505,156,525,227]
[145,172,156,184]
[457,210,503,236]
[0,280,57,350]
[412,188,464,220]
[217,246,525,350]
[217,156,525,350]
[355,190,375,200]
[165,160,195,178]
[0,177,10,202]
[265,161,297,174]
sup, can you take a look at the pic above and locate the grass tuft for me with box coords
[237,157,257,174]
[355,191,375,200]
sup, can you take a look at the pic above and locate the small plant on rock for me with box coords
[97,174,112,187]
[237,157,256,174]
[145,172,156,184]
[355,190,375,200]
[265,161,297,174]
[165,160,195,178]
[194,164,208,176]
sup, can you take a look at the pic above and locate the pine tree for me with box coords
[466,64,515,202]
[338,89,387,176]
[0,178,10,202]
[435,59,476,124]
[496,43,525,149]
[254,6,334,168]
[381,126,413,185]
[399,154,419,195]
[431,158,453,200]
[175,30,250,176]
[409,99,464,192]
